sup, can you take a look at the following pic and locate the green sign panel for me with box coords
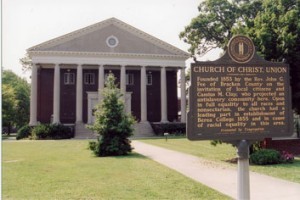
[187,35,293,141]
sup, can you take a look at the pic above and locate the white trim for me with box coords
[29,50,188,60]
[146,73,152,85]
[76,65,83,123]
[140,66,147,122]
[30,53,186,68]
[180,67,186,123]
[53,64,60,124]
[125,92,132,114]
[87,92,98,124]
[98,65,104,102]
[106,35,119,48]
[84,73,96,85]
[126,73,134,85]
[64,72,75,85]
[29,63,38,126]
[160,66,168,122]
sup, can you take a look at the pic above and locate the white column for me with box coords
[161,66,168,122]
[53,63,60,124]
[98,65,104,102]
[120,65,126,102]
[180,67,187,122]
[29,63,38,126]
[76,64,83,123]
[140,66,147,122]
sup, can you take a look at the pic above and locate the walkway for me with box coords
[132,140,300,200]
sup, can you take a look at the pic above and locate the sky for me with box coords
[2,0,220,81]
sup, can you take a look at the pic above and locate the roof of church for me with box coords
[28,18,189,58]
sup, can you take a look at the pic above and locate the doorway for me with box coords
[87,92,132,124]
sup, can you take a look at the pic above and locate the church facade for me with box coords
[28,18,189,137]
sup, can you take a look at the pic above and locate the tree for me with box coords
[2,70,30,130]
[2,84,17,134]
[88,73,135,157]
[19,53,32,72]
[246,0,300,113]
[14,83,30,128]
[180,0,300,113]
[179,0,262,57]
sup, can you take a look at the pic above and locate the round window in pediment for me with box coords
[106,35,119,48]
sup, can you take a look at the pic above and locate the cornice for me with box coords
[30,51,187,68]
[28,50,189,60]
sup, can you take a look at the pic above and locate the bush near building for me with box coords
[151,122,185,135]
[250,149,295,165]
[16,124,74,140]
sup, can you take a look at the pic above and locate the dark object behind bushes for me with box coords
[250,149,281,165]
[151,123,186,135]
[16,125,32,140]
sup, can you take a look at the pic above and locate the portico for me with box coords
[28,18,189,136]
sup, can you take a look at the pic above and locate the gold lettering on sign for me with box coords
[195,66,288,133]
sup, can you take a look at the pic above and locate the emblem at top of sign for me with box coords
[228,35,255,63]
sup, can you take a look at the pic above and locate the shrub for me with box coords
[88,141,97,151]
[151,123,186,136]
[280,151,294,163]
[32,123,74,140]
[250,149,281,165]
[32,124,52,139]
[50,123,74,139]
[16,125,32,140]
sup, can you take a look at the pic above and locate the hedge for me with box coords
[150,122,186,136]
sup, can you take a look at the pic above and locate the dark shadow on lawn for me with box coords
[134,135,187,141]
[113,152,147,159]
[90,152,147,159]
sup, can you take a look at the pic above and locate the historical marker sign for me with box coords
[187,35,293,141]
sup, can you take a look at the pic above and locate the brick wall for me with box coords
[262,138,300,155]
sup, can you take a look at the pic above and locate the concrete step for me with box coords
[75,123,97,139]
[133,122,154,137]
[74,122,155,139]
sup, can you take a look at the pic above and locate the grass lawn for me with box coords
[140,137,300,184]
[2,140,229,200]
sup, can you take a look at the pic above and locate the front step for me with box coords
[74,123,97,139]
[74,122,155,139]
[133,122,154,137]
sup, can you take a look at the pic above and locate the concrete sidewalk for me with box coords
[132,140,300,200]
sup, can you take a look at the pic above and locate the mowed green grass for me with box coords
[140,137,300,183]
[140,137,237,162]
[2,140,229,200]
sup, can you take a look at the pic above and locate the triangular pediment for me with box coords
[28,18,189,57]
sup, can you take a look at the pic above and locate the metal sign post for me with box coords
[237,140,250,200]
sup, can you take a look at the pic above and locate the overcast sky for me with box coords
[3,0,220,80]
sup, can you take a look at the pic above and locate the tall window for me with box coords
[147,73,152,85]
[84,73,95,85]
[64,73,75,85]
[126,73,134,85]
